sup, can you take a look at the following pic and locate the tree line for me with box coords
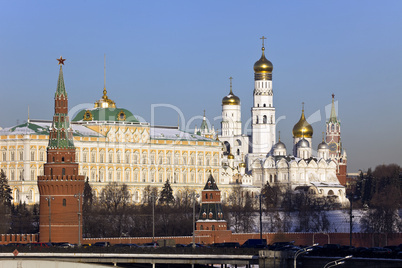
[0,164,400,237]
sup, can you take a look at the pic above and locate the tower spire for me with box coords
[229,77,233,94]
[329,93,337,123]
[55,57,67,97]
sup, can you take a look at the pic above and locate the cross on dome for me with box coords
[260,36,267,48]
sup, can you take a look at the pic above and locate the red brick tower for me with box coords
[326,94,347,185]
[196,175,227,231]
[37,57,85,244]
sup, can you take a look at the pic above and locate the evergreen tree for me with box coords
[83,177,93,212]
[0,169,12,206]
[159,179,174,205]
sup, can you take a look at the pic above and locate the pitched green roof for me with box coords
[55,66,67,97]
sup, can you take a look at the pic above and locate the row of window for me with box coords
[2,150,46,162]
[78,151,219,166]
[85,168,219,184]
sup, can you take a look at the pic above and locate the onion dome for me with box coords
[318,141,329,150]
[292,104,313,138]
[254,46,273,74]
[274,140,286,150]
[227,153,234,159]
[317,133,329,150]
[297,138,310,148]
[273,131,286,150]
[239,162,246,168]
[222,77,240,106]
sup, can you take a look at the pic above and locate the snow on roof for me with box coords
[310,182,345,188]
[0,121,100,137]
[150,126,215,142]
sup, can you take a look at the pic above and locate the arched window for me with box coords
[62,168,65,176]
[63,199,66,206]
[212,225,215,230]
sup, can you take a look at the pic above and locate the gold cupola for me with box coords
[292,103,313,138]
[254,36,273,80]
[94,55,116,108]
[222,77,240,106]
[94,87,116,108]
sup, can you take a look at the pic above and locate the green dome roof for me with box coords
[72,107,139,123]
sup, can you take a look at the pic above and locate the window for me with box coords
[63,199,66,206]
[125,152,130,164]
[19,151,23,161]
[142,152,147,164]
[11,151,15,161]
[263,115,267,124]
[99,152,104,163]
[117,151,121,163]
[2,151,6,161]
[62,168,65,176]
[91,152,96,162]
[31,151,35,161]
[133,152,139,164]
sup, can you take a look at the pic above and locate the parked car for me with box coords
[212,242,240,248]
[54,242,75,248]
[241,239,267,248]
[114,243,138,248]
[268,241,294,251]
[141,242,158,248]
[26,242,52,248]
[92,242,111,247]
[185,243,206,248]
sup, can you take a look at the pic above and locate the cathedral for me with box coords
[217,37,348,206]
[0,37,348,207]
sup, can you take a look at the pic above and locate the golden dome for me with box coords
[254,47,273,74]
[227,153,234,159]
[94,88,116,108]
[292,106,313,138]
[239,162,246,168]
[222,77,240,105]
[222,91,240,106]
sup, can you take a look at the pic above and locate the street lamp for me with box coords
[150,193,156,243]
[293,243,318,268]
[323,255,352,268]
[44,195,55,243]
[190,192,200,248]
[74,193,84,246]
[258,158,265,240]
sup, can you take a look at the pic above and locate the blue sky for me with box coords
[0,0,401,172]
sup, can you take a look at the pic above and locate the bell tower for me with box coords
[251,36,275,154]
[37,57,85,244]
